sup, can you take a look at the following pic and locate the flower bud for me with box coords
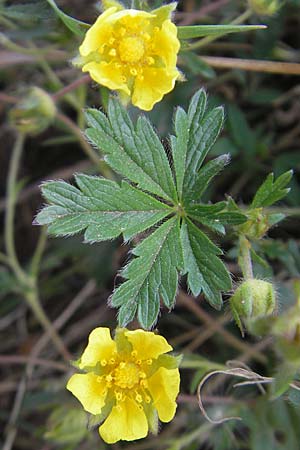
[45,406,88,446]
[248,0,281,16]
[230,279,276,334]
[239,208,270,239]
[9,87,56,135]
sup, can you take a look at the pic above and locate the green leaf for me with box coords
[170,89,225,200]
[45,0,89,37]
[185,92,224,194]
[271,363,298,399]
[86,99,177,202]
[180,219,231,309]
[171,106,189,198]
[37,89,238,328]
[110,217,183,329]
[36,175,171,242]
[251,170,293,208]
[178,24,266,40]
[191,154,230,200]
[2,2,51,21]
[186,202,227,219]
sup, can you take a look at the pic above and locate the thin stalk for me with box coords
[201,56,300,75]
[0,92,18,104]
[238,235,253,279]
[0,252,10,264]
[5,135,69,361]
[52,75,90,101]
[29,227,47,277]
[26,288,70,361]
[5,134,27,284]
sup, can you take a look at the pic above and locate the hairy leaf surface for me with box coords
[36,175,171,242]
[111,217,183,329]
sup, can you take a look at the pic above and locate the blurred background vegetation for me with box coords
[1,0,300,449]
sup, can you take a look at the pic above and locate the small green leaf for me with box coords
[36,175,171,242]
[180,219,231,309]
[45,0,89,37]
[186,202,247,231]
[2,1,50,21]
[178,24,266,40]
[190,154,230,201]
[186,202,227,220]
[111,217,183,329]
[271,363,298,399]
[251,170,293,208]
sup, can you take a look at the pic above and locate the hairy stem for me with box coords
[238,235,254,279]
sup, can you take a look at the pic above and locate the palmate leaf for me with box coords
[36,89,243,328]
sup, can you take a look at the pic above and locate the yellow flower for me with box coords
[78,5,180,110]
[67,327,180,443]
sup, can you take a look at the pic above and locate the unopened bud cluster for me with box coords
[248,0,281,16]
[9,87,56,135]
[230,279,276,334]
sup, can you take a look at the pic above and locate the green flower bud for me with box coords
[248,0,282,16]
[239,208,270,239]
[230,279,276,334]
[45,406,88,446]
[9,87,56,135]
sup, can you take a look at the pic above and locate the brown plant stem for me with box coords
[52,75,91,101]
[201,56,300,75]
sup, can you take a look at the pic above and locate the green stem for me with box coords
[30,227,47,277]
[5,134,69,361]
[188,8,252,51]
[238,235,254,279]
[5,134,27,284]
[26,288,70,361]
[0,252,10,264]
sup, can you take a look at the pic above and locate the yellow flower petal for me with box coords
[79,327,116,369]
[99,397,148,443]
[79,7,117,56]
[111,9,154,23]
[147,367,180,422]
[125,329,173,360]
[67,373,107,415]
[152,20,180,66]
[82,61,130,96]
[132,67,179,111]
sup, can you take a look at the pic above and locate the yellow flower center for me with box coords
[114,362,140,389]
[118,37,145,63]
